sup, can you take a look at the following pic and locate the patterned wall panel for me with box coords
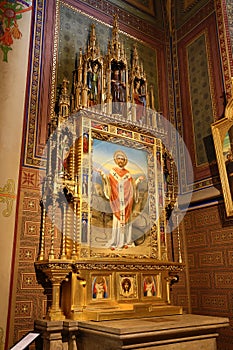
[175,0,212,29]
[199,251,225,266]
[227,250,233,265]
[200,293,229,312]
[211,228,233,245]
[177,12,224,183]
[172,204,233,349]
[215,272,233,288]
[186,232,208,248]
[189,272,212,288]
[226,0,233,58]
[78,0,163,27]
[187,33,214,166]
[10,166,51,343]
[194,209,220,227]
[215,0,233,93]
[123,0,155,17]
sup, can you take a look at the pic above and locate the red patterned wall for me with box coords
[9,167,49,343]
[171,204,233,350]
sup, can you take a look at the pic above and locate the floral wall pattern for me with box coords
[0,0,32,62]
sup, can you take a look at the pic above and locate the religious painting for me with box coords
[75,113,169,260]
[212,117,233,216]
[90,138,150,253]
[118,274,138,300]
[91,275,110,300]
[142,274,161,299]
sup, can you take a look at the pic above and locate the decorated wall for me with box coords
[0,1,32,348]
[4,1,170,346]
[172,203,233,350]
[171,3,233,350]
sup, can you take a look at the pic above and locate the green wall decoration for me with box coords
[187,33,214,166]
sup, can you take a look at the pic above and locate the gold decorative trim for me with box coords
[35,260,184,273]
[0,179,16,217]
[211,116,233,217]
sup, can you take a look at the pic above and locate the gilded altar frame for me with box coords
[35,109,183,321]
[34,6,183,321]
[211,86,233,217]
[77,111,167,261]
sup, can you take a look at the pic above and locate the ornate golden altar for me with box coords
[35,16,183,322]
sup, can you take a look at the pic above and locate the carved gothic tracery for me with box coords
[55,16,155,121]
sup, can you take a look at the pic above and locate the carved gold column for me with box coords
[38,200,46,261]
[82,62,88,107]
[48,196,56,259]
[150,84,155,110]
[76,48,83,109]
[36,263,72,321]
[60,202,67,259]
[72,200,78,259]
[106,63,112,114]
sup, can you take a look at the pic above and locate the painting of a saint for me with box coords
[98,150,144,249]
[91,140,149,250]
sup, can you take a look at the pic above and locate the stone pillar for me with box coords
[63,320,79,350]
[34,320,63,350]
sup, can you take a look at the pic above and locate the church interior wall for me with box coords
[1,0,233,349]
[0,3,32,348]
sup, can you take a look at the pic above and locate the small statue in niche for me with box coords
[82,174,88,196]
[83,132,89,153]
[57,128,73,176]
[140,80,147,107]
[133,78,146,120]
[87,60,101,105]
[81,213,88,243]
[111,62,126,114]
[133,78,143,105]
[163,151,171,194]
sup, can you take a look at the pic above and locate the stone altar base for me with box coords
[35,314,229,350]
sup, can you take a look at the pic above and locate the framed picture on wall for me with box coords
[212,113,233,217]
[142,274,161,299]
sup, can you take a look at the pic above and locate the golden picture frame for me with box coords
[78,111,170,260]
[141,273,162,300]
[212,115,233,217]
[91,274,111,301]
[117,273,138,301]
